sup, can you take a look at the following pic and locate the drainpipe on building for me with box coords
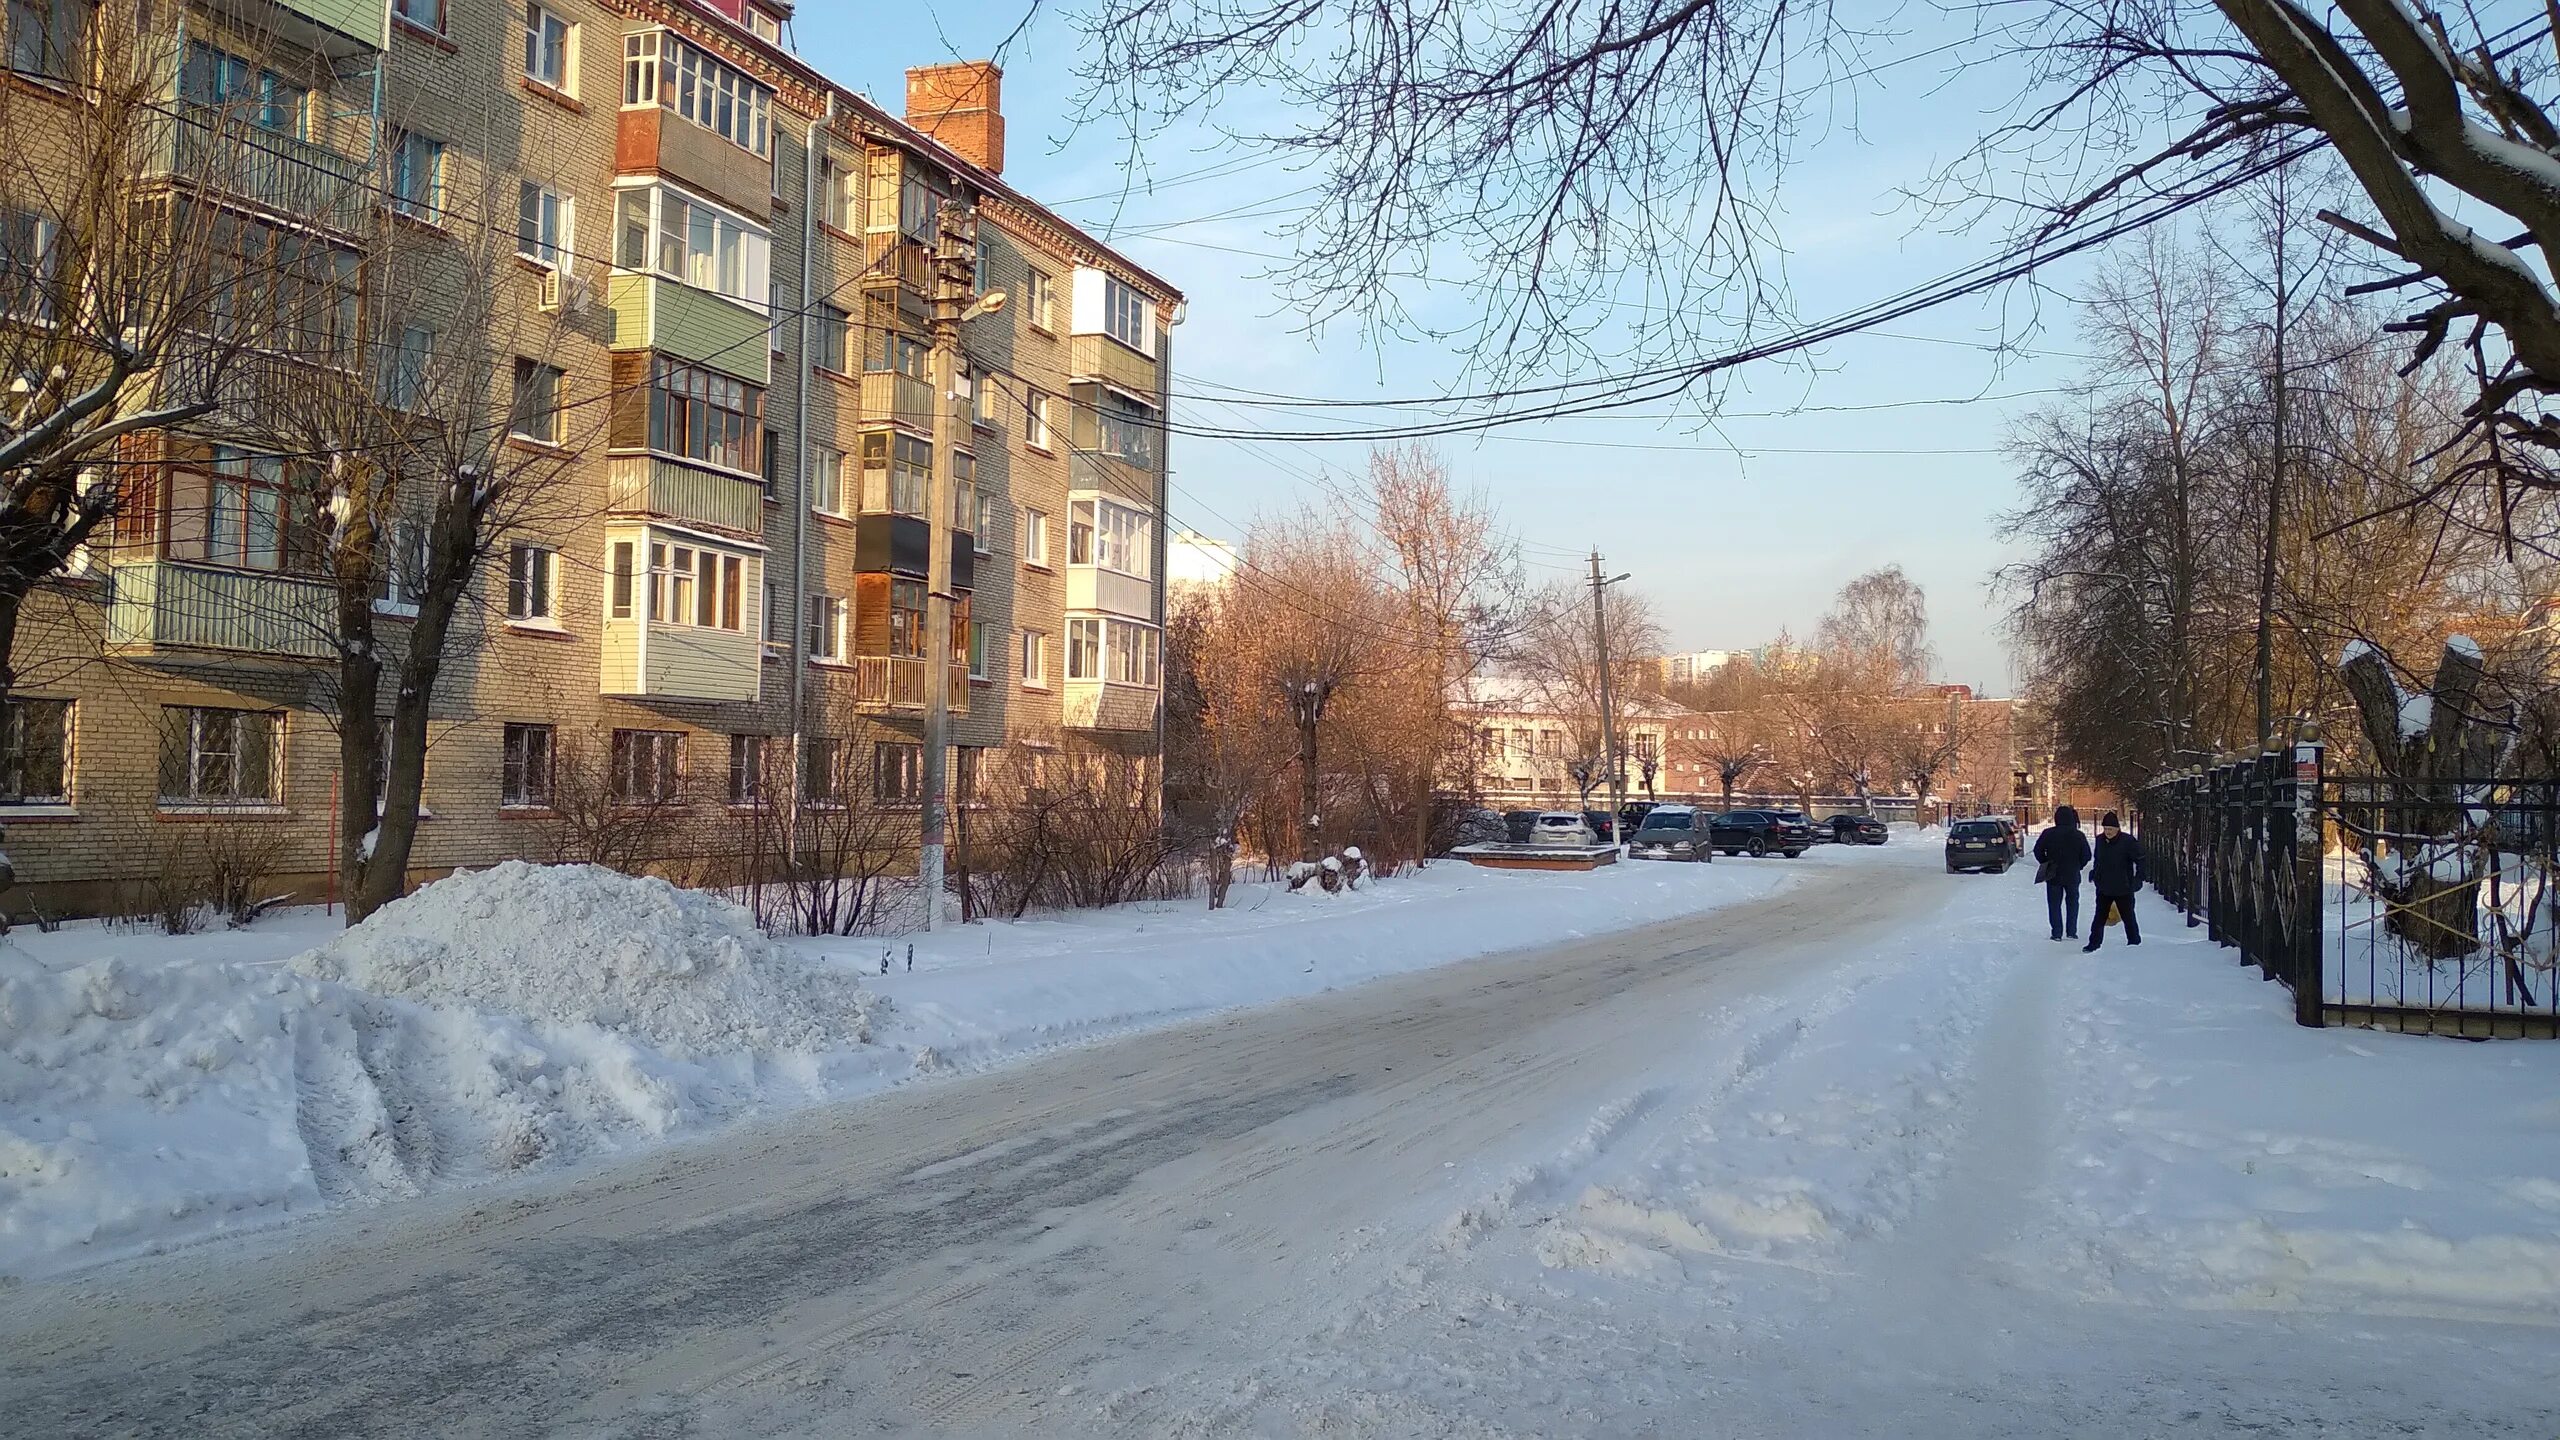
[787,99,834,881]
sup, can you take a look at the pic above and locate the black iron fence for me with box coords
[2138,742,2560,1037]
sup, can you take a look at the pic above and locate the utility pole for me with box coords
[1589,551,1626,848]
[2256,163,2294,749]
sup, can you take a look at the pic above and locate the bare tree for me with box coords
[1816,566,1935,693]
[1515,576,1662,809]
[1701,711,1776,809]
[1250,509,1390,862]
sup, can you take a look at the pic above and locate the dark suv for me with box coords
[1709,809,1813,858]
[1944,817,2018,874]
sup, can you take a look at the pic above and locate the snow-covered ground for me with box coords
[0,846,1796,1281]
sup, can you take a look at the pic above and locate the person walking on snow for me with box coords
[2032,804,2090,942]
[2084,811,2145,951]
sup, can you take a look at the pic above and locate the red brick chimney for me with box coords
[905,62,1005,175]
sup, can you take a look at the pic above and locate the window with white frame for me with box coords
[523,3,572,91]
[159,705,279,806]
[1065,617,1099,681]
[1019,505,1049,567]
[502,722,553,808]
[392,0,443,33]
[511,358,564,444]
[517,181,572,268]
[973,491,996,554]
[819,154,857,231]
[1064,618,1160,686]
[613,183,771,310]
[810,444,846,516]
[0,697,70,805]
[387,129,444,218]
[506,544,557,622]
[807,592,845,660]
[1068,496,1153,579]
[608,728,682,804]
[622,31,771,157]
[967,621,992,681]
[0,209,56,322]
[375,518,427,614]
[377,325,433,410]
[608,539,636,617]
[727,733,768,805]
[1019,628,1048,687]
[1023,389,1052,450]
[1025,268,1054,331]
[1103,276,1152,352]
[813,303,849,373]
[646,540,744,629]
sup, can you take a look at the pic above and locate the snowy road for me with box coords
[8,843,2558,1436]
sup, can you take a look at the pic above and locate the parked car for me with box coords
[1533,811,1596,846]
[1449,807,1508,848]
[1628,805,1709,862]
[1944,816,2018,873]
[1503,809,1542,844]
[1781,810,1834,844]
[1583,810,1619,843]
[1619,801,1659,831]
[1829,813,1890,845]
[1708,809,1813,858]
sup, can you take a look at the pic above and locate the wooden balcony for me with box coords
[1069,333,1163,397]
[860,370,937,433]
[607,454,765,539]
[848,655,970,715]
[105,559,335,662]
[861,232,933,300]
[607,273,772,386]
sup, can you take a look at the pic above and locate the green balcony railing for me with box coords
[106,559,335,660]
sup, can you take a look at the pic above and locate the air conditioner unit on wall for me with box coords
[538,268,594,316]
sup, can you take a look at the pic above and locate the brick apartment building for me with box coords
[0,0,1179,911]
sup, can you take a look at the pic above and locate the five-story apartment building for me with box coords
[0,0,1180,911]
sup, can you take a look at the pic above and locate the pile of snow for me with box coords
[290,862,877,1055]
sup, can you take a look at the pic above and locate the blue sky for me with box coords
[791,2,2111,694]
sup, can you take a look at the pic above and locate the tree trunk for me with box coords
[1297,710,1321,864]
[347,497,478,924]
[2340,640,2502,959]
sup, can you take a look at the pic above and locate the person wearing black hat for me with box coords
[2084,811,2144,950]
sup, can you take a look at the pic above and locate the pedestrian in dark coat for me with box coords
[2032,805,2090,941]
[2084,811,2145,951]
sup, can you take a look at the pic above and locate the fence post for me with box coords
[2186,769,2204,926]
[2292,725,2326,1028]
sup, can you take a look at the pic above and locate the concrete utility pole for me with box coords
[920,204,1005,931]
[1588,551,1628,847]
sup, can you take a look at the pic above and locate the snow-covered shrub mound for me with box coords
[290,862,878,1055]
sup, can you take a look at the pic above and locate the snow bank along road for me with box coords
[10,840,2560,1436]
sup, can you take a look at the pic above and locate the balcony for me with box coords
[600,618,763,702]
[616,107,773,221]
[104,559,335,662]
[848,656,971,715]
[1070,448,1157,506]
[199,0,385,55]
[1069,333,1162,398]
[860,232,933,318]
[1063,679,1159,732]
[860,370,937,432]
[149,106,368,234]
[606,273,771,386]
[1066,564,1154,620]
[607,455,765,539]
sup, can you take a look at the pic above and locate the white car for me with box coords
[1531,811,1595,846]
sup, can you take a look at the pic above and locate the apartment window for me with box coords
[646,359,762,472]
[866,329,926,378]
[0,209,54,322]
[819,155,857,232]
[7,0,84,80]
[1070,497,1153,578]
[1102,276,1153,353]
[972,233,989,297]
[952,450,976,533]
[727,733,768,805]
[0,698,69,805]
[387,130,444,219]
[623,31,771,156]
[1023,389,1052,450]
[201,213,359,363]
[158,706,279,806]
[967,620,990,681]
[762,429,784,489]
[1090,389,1156,466]
[608,539,636,618]
[874,742,922,805]
[1025,269,1054,331]
[810,444,846,516]
[375,518,427,613]
[377,326,433,410]
[898,173,945,244]
[646,540,742,629]
[1020,505,1050,567]
[807,592,845,660]
[613,183,772,310]
[392,0,443,33]
[1111,621,1163,686]
[608,729,682,804]
[506,545,557,622]
[1019,628,1048,687]
[517,182,572,269]
[523,3,571,91]
[1065,617,1100,682]
[814,303,849,373]
[857,431,929,516]
[887,578,926,659]
[180,42,301,134]
[973,491,996,554]
[801,737,842,806]
[511,358,564,444]
[501,723,553,808]
[202,447,294,572]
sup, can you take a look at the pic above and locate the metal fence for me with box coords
[2138,742,2560,1037]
